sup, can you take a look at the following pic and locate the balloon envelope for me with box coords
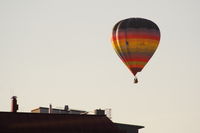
[112,18,160,77]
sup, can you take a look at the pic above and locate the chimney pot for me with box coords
[64,105,69,111]
[49,104,52,114]
[11,96,18,113]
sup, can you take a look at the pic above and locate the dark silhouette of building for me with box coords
[0,112,144,133]
[0,98,144,133]
[116,123,144,133]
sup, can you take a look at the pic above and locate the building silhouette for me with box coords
[0,112,144,133]
[0,98,144,133]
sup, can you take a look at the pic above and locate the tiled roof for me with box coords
[0,112,122,133]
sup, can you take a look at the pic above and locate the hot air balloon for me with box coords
[111,18,160,83]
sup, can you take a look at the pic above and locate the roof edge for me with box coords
[114,122,144,129]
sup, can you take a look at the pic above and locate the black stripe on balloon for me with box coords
[117,18,160,31]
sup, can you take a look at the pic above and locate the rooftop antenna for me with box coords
[105,108,112,119]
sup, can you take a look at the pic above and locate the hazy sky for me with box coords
[0,0,200,133]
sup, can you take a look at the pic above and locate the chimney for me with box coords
[11,96,18,113]
[49,104,52,114]
[95,109,105,115]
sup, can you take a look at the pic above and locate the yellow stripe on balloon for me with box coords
[126,61,147,66]
[112,44,158,53]
[112,39,159,49]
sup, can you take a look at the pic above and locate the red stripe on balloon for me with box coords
[122,55,152,61]
[124,58,149,62]
[128,65,144,68]
[112,34,160,41]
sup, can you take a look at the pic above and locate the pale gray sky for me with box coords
[0,0,200,133]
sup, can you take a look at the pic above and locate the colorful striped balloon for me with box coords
[111,18,160,83]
